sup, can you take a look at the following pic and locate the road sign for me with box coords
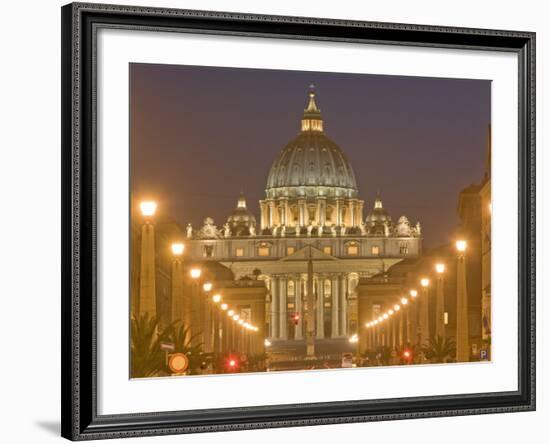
[168,353,189,374]
[160,341,175,352]
[480,349,488,361]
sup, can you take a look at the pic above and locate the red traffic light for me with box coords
[291,313,300,325]
[225,356,240,372]
[402,349,413,363]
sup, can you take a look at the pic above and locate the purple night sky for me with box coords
[130,63,490,248]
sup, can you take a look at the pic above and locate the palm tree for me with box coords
[130,313,169,378]
[164,321,207,375]
[421,335,456,363]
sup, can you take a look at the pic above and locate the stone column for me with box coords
[419,287,430,346]
[316,199,322,226]
[356,201,364,227]
[335,198,342,226]
[340,276,348,336]
[318,197,326,227]
[435,275,445,339]
[260,201,269,230]
[391,315,397,349]
[409,300,417,346]
[139,222,156,317]
[349,200,356,227]
[170,258,183,323]
[298,199,306,226]
[316,277,324,338]
[268,201,276,228]
[397,310,405,347]
[279,276,288,340]
[295,276,303,339]
[271,277,279,339]
[204,299,213,353]
[331,275,339,338]
[456,252,470,361]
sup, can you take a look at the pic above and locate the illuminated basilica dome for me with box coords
[265,88,358,200]
[260,88,364,232]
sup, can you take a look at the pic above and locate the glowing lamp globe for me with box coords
[139,201,157,217]
[171,243,185,256]
[456,240,467,252]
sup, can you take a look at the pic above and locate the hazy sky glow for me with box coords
[131,63,490,248]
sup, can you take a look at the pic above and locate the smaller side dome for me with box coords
[366,196,392,225]
[366,195,392,236]
[226,193,257,236]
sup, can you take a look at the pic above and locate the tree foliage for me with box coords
[421,335,456,363]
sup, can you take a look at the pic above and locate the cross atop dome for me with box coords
[302,85,323,132]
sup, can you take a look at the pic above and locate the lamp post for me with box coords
[394,304,402,348]
[219,303,228,354]
[456,240,469,362]
[434,263,446,339]
[189,267,202,347]
[408,290,417,346]
[170,243,185,323]
[138,201,157,317]
[202,282,213,354]
[419,278,430,347]
[211,293,222,356]
[400,297,409,347]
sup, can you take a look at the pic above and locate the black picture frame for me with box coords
[61,2,536,440]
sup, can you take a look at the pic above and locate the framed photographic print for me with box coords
[61,2,536,440]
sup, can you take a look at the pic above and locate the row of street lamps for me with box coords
[364,239,470,362]
[138,200,259,365]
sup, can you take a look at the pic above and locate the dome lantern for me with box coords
[301,85,324,133]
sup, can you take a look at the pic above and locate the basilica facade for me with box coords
[184,89,422,343]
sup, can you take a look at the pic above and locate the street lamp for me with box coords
[212,294,222,304]
[139,201,157,218]
[419,278,430,346]
[202,282,213,292]
[400,297,408,305]
[171,243,185,256]
[220,303,228,311]
[227,309,235,317]
[456,240,467,253]
[434,262,446,339]
[189,267,203,349]
[170,242,185,323]
[456,239,469,361]
[138,200,157,317]
[409,289,418,299]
